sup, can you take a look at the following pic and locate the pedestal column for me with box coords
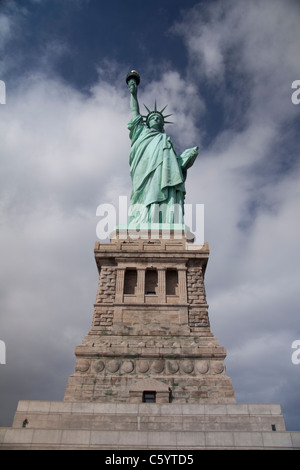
[136,268,145,303]
[178,267,187,303]
[157,268,166,303]
[115,268,125,303]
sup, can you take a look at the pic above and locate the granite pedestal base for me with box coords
[1,400,299,450]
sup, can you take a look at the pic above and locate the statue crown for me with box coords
[142,101,173,126]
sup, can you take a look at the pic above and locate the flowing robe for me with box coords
[128,115,198,224]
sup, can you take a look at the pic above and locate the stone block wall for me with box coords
[95,265,116,304]
[64,232,236,404]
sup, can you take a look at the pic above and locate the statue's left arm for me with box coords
[178,146,199,171]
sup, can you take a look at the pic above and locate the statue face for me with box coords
[148,113,164,132]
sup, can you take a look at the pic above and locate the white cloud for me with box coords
[0,0,299,432]
[0,14,11,47]
[174,0,300,428]
[134,70,205,150]
[0,61,208,424]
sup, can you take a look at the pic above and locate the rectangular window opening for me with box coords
[124,268,137,295]
[145,269,158,295]
[166,269,178,296]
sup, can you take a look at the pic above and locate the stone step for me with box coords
[11,401,286,432]
[1,400,299,449]
[1,427,300,450]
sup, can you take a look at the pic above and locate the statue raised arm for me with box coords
[128,77,140,119]
[126,71,198,226]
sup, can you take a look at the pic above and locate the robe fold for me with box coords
[128,115,197,224]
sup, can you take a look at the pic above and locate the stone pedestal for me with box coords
[64,229,236,405]
[2,228,299,450]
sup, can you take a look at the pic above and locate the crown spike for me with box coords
[143,102,174,126]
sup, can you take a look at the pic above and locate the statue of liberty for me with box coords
[126,71,198,226]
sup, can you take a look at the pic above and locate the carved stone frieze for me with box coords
[74,357,226,377]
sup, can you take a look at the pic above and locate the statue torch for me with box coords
[126,70,140,86]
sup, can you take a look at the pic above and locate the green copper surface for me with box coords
[127,72,198,225]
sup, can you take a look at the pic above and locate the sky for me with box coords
[0,0,300,431]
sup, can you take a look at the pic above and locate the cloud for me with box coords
[0,57,131,423]
[140,70,205,149]
[173,0,300,429]
[0,13,11,47]
[0,56,206,426]
[173,0,300,128]
[0,0,299,432]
